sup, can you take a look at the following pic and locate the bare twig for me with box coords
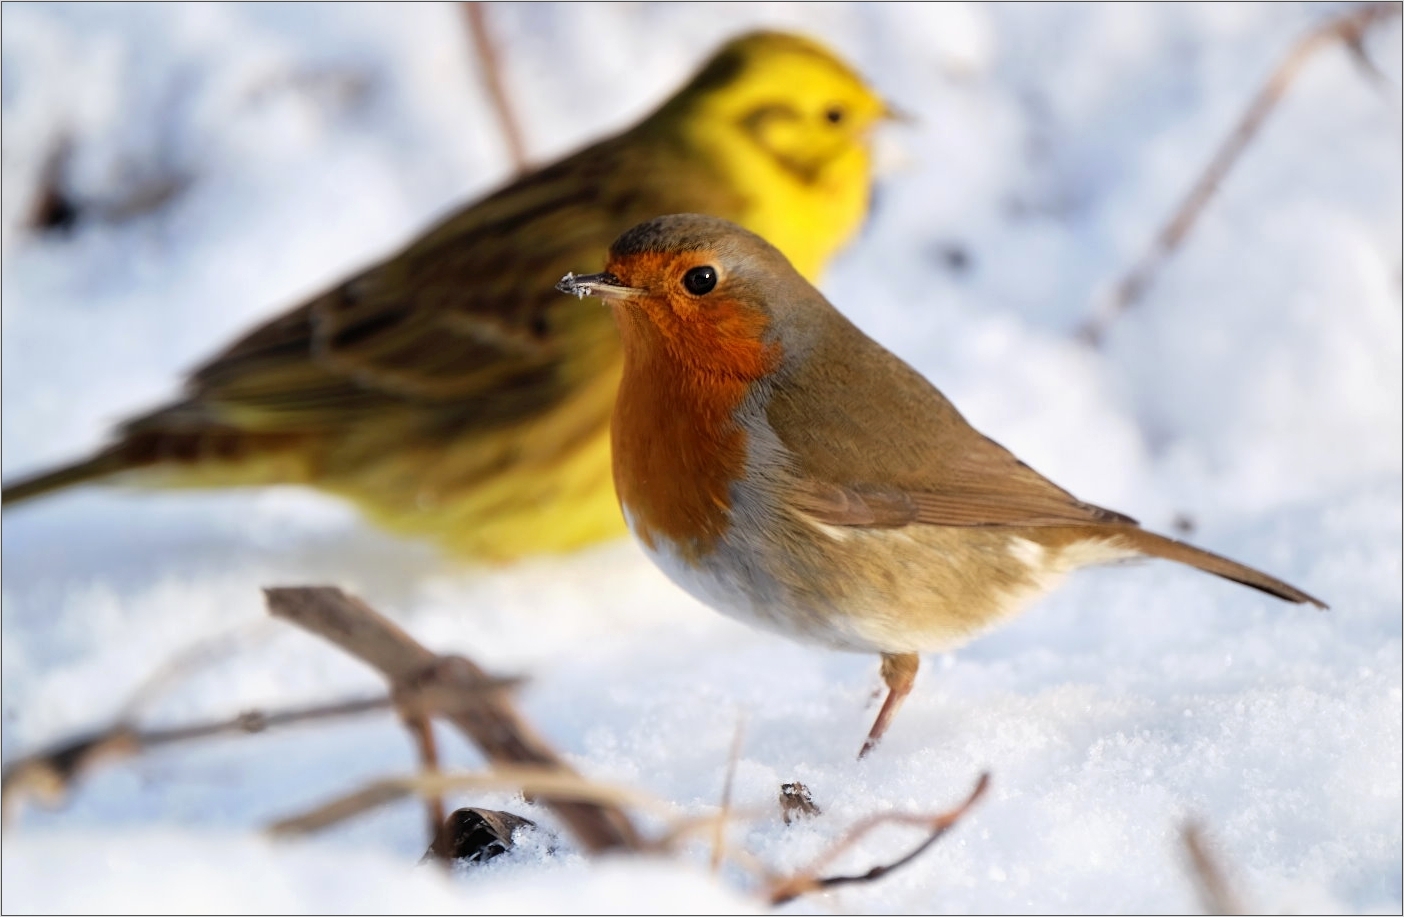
[4,678,525,798]
[1,729,141,820]
[647,806,768,854]
[404,716,445,847]
[766,772,991,906]
[268,765,670,837]
[1182,821,1247,915]
[118,620,277,721]
[1081,2,1402,346]
[0,692,455,820]
[462,3,529,174]
[275,767,794,886]
[263,586,642,853]
[711,718,746,873]
[129,695,403,744]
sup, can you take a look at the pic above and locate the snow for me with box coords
[2,3,1400,913]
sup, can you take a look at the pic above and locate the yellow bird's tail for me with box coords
[4,419,316,507]
[3,451,134,505]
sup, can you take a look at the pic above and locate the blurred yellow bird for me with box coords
[3,30,894,561]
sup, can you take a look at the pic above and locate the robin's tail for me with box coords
[2,450,136,506]
[1123,528,1327,609]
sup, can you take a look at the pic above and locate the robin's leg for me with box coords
[858,652,919,758]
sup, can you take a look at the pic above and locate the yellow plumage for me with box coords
[2,31,892,561]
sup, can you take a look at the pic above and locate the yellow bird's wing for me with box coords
[156,133,734,438]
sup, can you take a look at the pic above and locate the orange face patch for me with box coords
[606,249,779,560]
[604,250,776,378]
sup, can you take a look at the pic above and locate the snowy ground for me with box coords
[2,3,1400,913]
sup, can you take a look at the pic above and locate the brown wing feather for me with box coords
[147,131,738,435]
[789,479,918,527]
[766,292,1135,530]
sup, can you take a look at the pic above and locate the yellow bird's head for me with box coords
[647,31,897,280]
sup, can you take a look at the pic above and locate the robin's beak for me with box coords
[556,271,641,302]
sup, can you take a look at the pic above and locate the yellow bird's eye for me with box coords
[824,104,846,125]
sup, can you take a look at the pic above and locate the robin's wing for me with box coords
[788,472,1134,529]
[765,305,1135,530]
[138,133,730,436]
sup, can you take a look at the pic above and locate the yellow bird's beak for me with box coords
[880,101,916,125]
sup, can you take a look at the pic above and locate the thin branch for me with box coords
[404,716,445,849]
[766,772,991,906]
[268,766,672,837]
[1081,2,1402,346]
[263,586,642,853]
[139,695,402,744]
[273,768,791,887]
[711,718,745,873]
[462,3,529,174]
[0,693,427,819]
[1182,820,1247,916]
[646,806,769,854]
[646,808,777,885]
[118,620,277,721]
[1,729,141,819]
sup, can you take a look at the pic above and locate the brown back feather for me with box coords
[767,299,1133,529]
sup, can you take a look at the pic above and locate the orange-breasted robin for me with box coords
[558,213,1326,758]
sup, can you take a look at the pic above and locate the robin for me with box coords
[558,213,1325,757]
[3,31,894,561]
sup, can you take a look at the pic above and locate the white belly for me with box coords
[622,504,908,653]
[622,504,1139,657]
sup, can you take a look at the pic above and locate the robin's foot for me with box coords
[859,652,919,758]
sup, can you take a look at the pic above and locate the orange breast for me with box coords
[609,297,776,562]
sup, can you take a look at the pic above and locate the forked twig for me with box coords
[263,586,643,853]
[1081,2,1402,346]
[766,772,991,905]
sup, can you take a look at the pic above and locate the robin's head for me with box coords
[558,214,822,380]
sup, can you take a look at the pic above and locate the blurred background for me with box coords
[2,3,1400,913]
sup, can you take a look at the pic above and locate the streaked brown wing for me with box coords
[159,131,733,433]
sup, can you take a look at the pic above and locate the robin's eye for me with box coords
[683,265,718,295]
[824,105,846,125]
